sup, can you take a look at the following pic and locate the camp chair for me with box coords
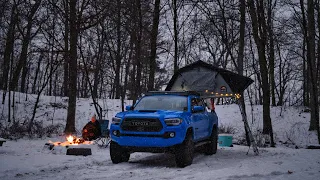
[94,119,110,148]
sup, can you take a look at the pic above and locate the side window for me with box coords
[191,98,204,112]
[198,99,204,106]
[191,98,198,106]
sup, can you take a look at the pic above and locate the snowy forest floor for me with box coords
[0,91,319,180]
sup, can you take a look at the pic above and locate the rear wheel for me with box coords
[175,133,194,168]
[110,141,130,163]
[204,126,218,155]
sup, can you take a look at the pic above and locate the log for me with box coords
[66,148,92,156]
[307,145,320,149]
[44,143,54,150]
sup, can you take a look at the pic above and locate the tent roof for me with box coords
[165,60,253,94]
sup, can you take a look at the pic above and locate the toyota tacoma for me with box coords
[109,91,218,167]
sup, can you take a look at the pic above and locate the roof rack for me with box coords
[145,91,200,96]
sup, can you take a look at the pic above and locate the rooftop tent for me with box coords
[165,60,253,97]
[165,60,259,155]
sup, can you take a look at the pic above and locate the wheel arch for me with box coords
[186,127,194,139]
[211,123,218,136]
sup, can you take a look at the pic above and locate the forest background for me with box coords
[0,0,319,144]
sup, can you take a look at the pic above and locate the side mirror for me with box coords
[193,105,204,113]
[125,105,133,111]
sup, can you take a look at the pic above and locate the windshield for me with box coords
[134,95,188,111]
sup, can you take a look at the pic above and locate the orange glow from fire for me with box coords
[49,135,93,147]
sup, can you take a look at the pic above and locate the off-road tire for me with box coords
[175,134,194,168]
[110,141,130,163]
[204,126,218,155]
[121,152,130,162]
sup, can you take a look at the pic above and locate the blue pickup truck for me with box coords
[109,91,218,167]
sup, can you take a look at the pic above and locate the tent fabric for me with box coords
[169,68,218,92]
[165,60,253,94]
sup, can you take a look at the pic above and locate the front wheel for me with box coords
[175,133,194,168]
[110,141,130,164]
[204,126,218,155]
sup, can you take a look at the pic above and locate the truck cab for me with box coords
[109,91,218,167]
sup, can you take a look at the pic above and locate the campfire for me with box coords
[43,135,93,156]
[44,135,93,156]
[48,135,93,147]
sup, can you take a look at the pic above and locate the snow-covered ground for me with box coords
[0,92,319,180]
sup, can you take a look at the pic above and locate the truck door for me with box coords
[191,98,209,140]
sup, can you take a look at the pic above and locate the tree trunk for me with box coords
[127,37,135,103]
[148,0,160,91]
[237,0,251,146]
[92,64,100,99]
[307,0,317,130]
[28,56,61,134]
[131,0,142,103]
[0,1,8,24]
[80,45,102,120]
[63,0,69,97]
[1,4,18,103]
[93,29,103,99]
[20,63,28,93]
[65,0,78,134]
[276,43,284,106]
[248,0,275,147]
[122,52,131,112]
[307,0,320,144]
[300,0,310,107]
[115,0,122,99]
[173,0,179,73]
[48,29,55,96]
[237,0,245,75]
[8,88,11,122]
[267,0,276,106]
[135,0,142,98]
[81,69,86,98]
[10,34,30,91]
[10,0,41,92]
[32,54,43,94]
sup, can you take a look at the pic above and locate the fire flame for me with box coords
[65,135,85,145]
[67,135,74,143]
[49,135,92,147]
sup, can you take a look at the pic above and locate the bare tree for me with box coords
[306,0,319,143]
[148,0,161,91]
[65,0,78,134]
[172,0,178,73]
[267,0,276,106]
[62,0,69,97]
[248,0,275,147]
[28,52,62,134]
[1,3,18,103]
[10,0,42,92]
[65,0,108,134]
[237,0,251,146]
[114,0,122,99]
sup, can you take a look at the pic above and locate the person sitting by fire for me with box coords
[82,114,101,141]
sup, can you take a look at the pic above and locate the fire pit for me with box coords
[66,148,92,156]
[45,135,93,156]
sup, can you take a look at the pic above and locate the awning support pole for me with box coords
[238,96,259,155]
